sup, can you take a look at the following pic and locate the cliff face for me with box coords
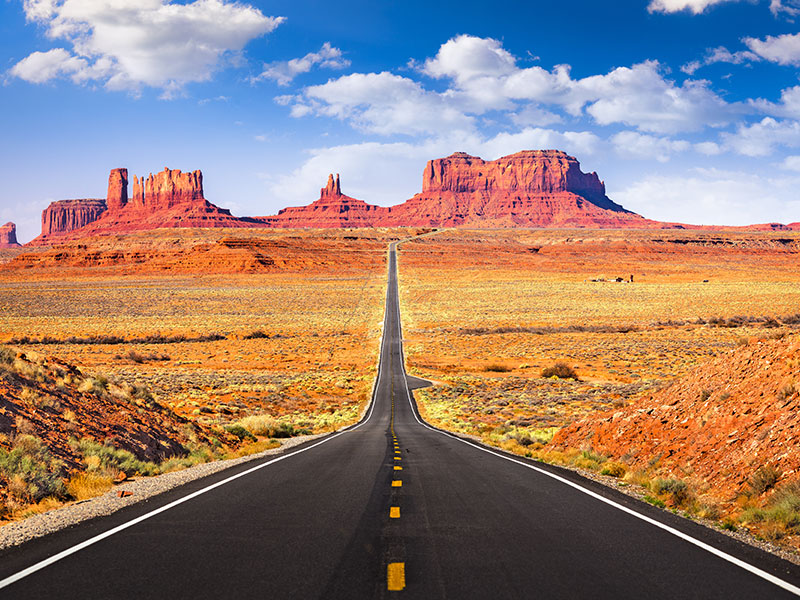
[390,150,643,227]
[0,222,20,248]
[130,168,205,209]
[257,174,390,228]
[421,150,606,199]
[255,151,649,229]
[30,167,259,244]
[39,199,108,238]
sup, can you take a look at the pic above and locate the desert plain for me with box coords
[2,226,800,552]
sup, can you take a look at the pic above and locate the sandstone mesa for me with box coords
[23,150,800,244]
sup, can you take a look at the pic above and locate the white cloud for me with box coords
[578,61,732,133]
[613,168,800,226]
[9,48,87,83]
[649,0,800,16]
[770,0,800,17]
[11,0,284,93]
[750,85,800,119]
[722,117,800,156]
[611,131,690,162]
[695,141,723,155]
[647,0,739,14]
[680,46,758,74]
[744,32,800,65]
[300,71,476,136]
[779,155,800,170]
[253,42,349,86]
[284,36,734,136]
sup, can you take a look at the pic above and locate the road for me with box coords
[1,242,799,598]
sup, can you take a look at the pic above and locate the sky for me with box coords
[2,0,800,242]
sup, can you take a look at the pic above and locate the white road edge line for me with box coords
[391,245,800,598]
[0,248,396,592]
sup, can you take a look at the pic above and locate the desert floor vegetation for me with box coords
[0,229,391,521]
[400,228,800,551]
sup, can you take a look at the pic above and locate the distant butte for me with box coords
[255,150,658,229]
[22,151,800,244]
[30,167,261,245]
[0,222,21,247]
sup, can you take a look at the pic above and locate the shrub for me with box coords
[652,478,691,508]
[748,465,781,495]
[0,346,15,364]
[243,330,270,339]
[541,361,579,380]
[0,435,66,503]
[484,363,512,373]
[75,439,158,477]
[78,376,109,397]
[600,461,627,478]
[224,424,257,442]
[644,495,666,508]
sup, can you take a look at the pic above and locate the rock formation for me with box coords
[30,167,261,244]
[0,222,20,247]
[258,174,390,228]
[388,150,647,228]
[255,151,654,229]
[106,168,128,211]
[130,167,205,209]
[39,199,108,239]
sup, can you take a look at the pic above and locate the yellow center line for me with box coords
[392,480,402,487]
[394,457,401,461]
[394,465,402,470]
[390,506,400,519]
[387,562,405,591]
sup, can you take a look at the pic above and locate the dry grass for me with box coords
[0,229,390,437]
[66,472,114,501]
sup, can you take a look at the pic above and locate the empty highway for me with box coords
[1,243,799,598]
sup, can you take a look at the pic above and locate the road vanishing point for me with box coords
[1,242,800,599]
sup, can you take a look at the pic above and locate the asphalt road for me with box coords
[1,242,800,598]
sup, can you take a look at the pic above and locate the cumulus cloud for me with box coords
[647,0,740,14]
[253,42,349,86]
[770,0,800,17]
[613,168,800,226]
[722,117,800,156]
[611,131,690,162]
[780,155,800,170]
[578,61,732,133]
[298,71,477,136]
[9,48,87,83]
[11,0,284,94]
[744,32,800,65]
[750,85,800,119]
[649,0,800,16]
[282,35,734,136]
[680,46,758,74]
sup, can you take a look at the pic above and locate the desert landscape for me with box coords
[397,228,800,547]
[2,152,799,557]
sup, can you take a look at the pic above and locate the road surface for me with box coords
[1,242,799,598]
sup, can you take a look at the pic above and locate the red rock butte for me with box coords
[0,222,20,248]
[23,151,800,244]
[30,167,259,245]
[258,173,390,228]
[256,150,656,229]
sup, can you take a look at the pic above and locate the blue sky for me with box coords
[2,0,800,242]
